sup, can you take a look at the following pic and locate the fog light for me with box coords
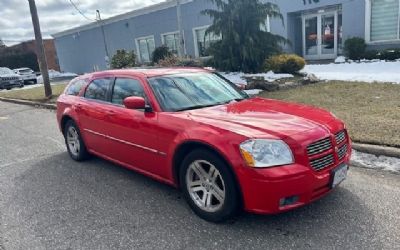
[279,196,299,207]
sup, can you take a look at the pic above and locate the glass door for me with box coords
[321,13,335,55]
[304,16,318,57]
[303,11,341,60]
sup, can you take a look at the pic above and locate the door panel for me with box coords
[76,77,113,155]
[77,99,112,155]
[104,77,165,176]
[304,16,318,57]
[321,14,335,55]
[104,107,163,175]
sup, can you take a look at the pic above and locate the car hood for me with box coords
[182,97,338,139]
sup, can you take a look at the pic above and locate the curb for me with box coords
[1,97,399,159]
[0,97,56,110]
[352,143,400,159]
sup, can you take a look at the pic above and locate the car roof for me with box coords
[89,67,212,78]
[14,68,31,71]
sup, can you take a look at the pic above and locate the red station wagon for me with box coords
[57,68,351,222]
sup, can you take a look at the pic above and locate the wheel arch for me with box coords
[60,114,77,134]
[172,140,244,206]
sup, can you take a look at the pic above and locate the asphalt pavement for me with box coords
[0,101,399,250]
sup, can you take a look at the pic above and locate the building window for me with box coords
[162,32,180,55]
[193,26,222,57]
[136,36,155,63]
[370,0,400,42]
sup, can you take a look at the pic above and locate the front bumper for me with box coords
[0,80,23,89]
[236,152,351,214]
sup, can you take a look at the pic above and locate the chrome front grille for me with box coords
[337,144,348,160]
[335,130,346,145]
[307,130,349,172]
[307,137,332,156]
[1,77,18,81]
[310,153,334,171]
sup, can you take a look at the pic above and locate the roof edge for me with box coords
[52,0,193,38]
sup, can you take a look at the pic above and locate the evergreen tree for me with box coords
[202,0,286,73]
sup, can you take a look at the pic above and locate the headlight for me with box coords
[239,139,294,168]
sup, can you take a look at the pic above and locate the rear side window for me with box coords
[112,78,147,105]
[85,78,111,101]
[65,79,86,96]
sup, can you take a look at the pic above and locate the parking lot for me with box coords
[0,101,400,250]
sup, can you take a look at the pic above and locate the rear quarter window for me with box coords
[65,79,86,96]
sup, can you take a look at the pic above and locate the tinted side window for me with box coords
[66,79,86,96]
[85,78,111,101]
[112,78,146,105]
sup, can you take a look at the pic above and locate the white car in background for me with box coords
[0,67,24,90]
[14,67,37,84]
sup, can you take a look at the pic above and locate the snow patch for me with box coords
[37,70,77,84]
[302,61,400,84]
[220,71,293,85]
[244,89,263,95]
[334,56,346,64]
[351,150,400,174]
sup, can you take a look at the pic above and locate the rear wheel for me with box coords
[64,120,89,161]
[180,149,240,222]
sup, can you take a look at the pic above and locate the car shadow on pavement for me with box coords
[1,152,384,249]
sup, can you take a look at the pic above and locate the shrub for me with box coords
[377,48,400,61]
[264,54,306,74]
[152,45,173,64]
[362,50,379,60]
[344,37,366,60]
[157,56,203,67]
[110,49,136,69]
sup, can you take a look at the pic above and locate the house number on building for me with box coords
[303,0,320,4]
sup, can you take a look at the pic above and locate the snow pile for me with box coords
[220,71,293,85]
[243,89,263,95]
[351,150,400,174]
[334,56,346,63]
[37,70,77,84]
[302,61,400,84]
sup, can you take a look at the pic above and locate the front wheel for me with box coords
[64,120,89,161]
[180,149,240,222]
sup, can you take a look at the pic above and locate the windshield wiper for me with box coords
[175,104,219,112]
[175,98,247,112]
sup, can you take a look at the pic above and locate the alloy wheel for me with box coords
[186,160,226,213]
[66,126,80,157]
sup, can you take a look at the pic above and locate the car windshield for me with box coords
[148,72,248,112]
[0,68,14,75]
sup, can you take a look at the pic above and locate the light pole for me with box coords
[96,10,110,69]
[28,0,52,98]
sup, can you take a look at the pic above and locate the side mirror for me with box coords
[123,96,146,110]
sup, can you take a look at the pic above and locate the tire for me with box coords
[64,120,89,161]
[180,149,240,223]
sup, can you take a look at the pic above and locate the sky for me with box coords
[0,0,165,46]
